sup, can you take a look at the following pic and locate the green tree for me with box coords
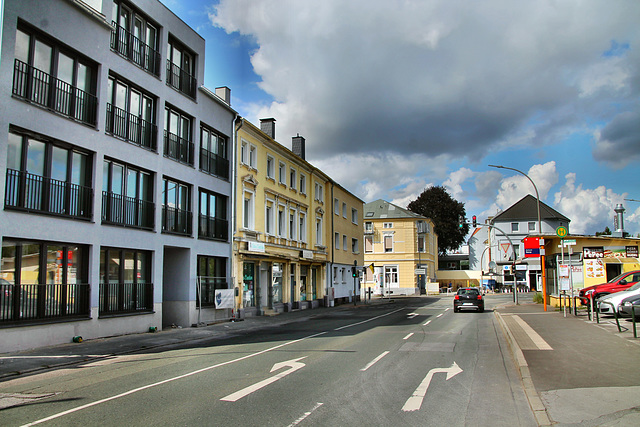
[407,186,469,255]
[595,226,612,236]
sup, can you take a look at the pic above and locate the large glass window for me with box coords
[164,105,193,165]
[1,239,89,323]
[197,256,227,307]
[200,124,229,179]
[106,75,156,150]
[102,159,153,229]
[5,129,92,219]
[12,26,97,125]
[99,247,152,315]
[198,189,228,241]
[166,38,196,98]
[162,177,191,235]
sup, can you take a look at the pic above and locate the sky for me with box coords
[161,0,640,237]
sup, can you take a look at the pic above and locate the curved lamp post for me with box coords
[489,165,547,311]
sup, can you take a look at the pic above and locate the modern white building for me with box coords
[0,0,236,352]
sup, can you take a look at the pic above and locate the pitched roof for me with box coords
[493,195,570,222]
[363,199,427,220]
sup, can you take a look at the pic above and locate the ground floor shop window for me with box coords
[243,262,255,307]
[272,263,283,304]
[197,255,227,307]
[1,239,89,323]
[99,247,152,315]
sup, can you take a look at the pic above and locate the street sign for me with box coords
[414,269,426,275]
[563,239,576,246]
[556,226,568,238]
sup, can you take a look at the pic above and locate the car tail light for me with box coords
[454,295,459,300]
[477,295,482,300]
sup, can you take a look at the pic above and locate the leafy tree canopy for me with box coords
[407,185,469,255]
[595,226,612,236]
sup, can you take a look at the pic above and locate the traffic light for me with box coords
[352,266,358,278]
[458,215,464,228]
[472,215,477,228]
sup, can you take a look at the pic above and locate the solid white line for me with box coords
[288,402,324,426]
[423,320,432,326]
[403,333,414,340]
[334,307,405,331]
[445,308,451,312]
[360,351,390,371]
[513,315,553,350]
[21,332,327,427]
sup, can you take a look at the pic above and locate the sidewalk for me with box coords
[496,302,640,426]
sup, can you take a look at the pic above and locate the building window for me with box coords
[279,162,286,185]
[511,223,519,232]
[249,145,257,169]
[164,105,193,165]
[106,75,157,150]
[1,239,89,323]
[343,235,348,251]
[265,201,274,235]
[299,212,307,242]
[315,182,323,202]
[197,256,227,307]
[13,26,98,125]
[102,159,154,229]
[299,173,306,194]
[335,232,340,249]
[278,204,287,238]
[166,37,196,98]
[418,235,425,252]
[351,208,358,224]
[290,168,297,189]
[5,129,92,220]
[289,209,297,240]
[528,222,536,232]
[384,235,393,253]
[334,198,339,215]
[162,177,192,235]
[198,189,228,241]
[364,221,373,233]
[200,125,229,179]
[110,0,160,76]
[383,222,393,228]
[316,217,323,246]
[242,190,255,230]
[342,202,347,218]
[365,235,373,253]
[266,155,275,179]
[352,238,359,253]
[99,247,152,315]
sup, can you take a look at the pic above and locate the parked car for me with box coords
[453,287,484,313]
[578,270,640,306]
[619,294,640,319]
[597,282,640,315]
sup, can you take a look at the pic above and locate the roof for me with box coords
[492,195,570,223]
[363,199,427,220]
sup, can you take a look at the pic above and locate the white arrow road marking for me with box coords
[407,313,419,318]
[220,357,307,402]
[402,362,463,412]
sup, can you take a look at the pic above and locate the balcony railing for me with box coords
[110,22,161,77]
[162,205,192,235]
[106,103,157,150]
[164,130,194,165]
[199,148,229,180]
[0,282,90,324]
[196,276,228,307]
[198,215,228,241]
[5,169,93,219]
[102,191,155,230]
[12,59,97,126]
[99,282,153,316]
[166,60,196,98]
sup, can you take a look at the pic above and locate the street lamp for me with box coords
[488,164,547,311]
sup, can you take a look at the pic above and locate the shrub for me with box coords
[532,292,543,304]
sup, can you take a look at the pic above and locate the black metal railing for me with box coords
[162,205,192,235]
[196,276,228,307]
[106,103,157,150]
[110,22,161,76]
[198,215,228,241]
[5,169,93,219]
[12,59,97,126]
[101,191,155,230]
[0,282,90,323]
[99,282,153,316]
[199,147,229,179]
[166,60,196,98]
[164,130,194,165]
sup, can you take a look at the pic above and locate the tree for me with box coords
[595,226,612,236]
[407,186,469,255]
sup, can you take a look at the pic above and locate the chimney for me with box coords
[612,204,626,237]
[260,118,276,139]
[292,134,305,160]
[215,86,231,105]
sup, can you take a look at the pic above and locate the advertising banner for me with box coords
[523,237,540,258]
[215,289,235,309]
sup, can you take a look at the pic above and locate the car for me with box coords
[453,287,484,313]
[597,282,640,315]
[619,294,640,319]
[578,270,640,306]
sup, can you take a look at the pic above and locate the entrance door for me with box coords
[384,266,398,288]
[311,267,317,300]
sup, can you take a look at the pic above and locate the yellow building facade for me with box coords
[362,200,437,296]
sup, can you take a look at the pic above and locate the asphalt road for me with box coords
[1,295,536,427]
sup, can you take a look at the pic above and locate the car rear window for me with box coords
[458,288,479,296]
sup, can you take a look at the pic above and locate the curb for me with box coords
[494,310,552,426]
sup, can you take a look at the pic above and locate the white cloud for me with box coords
[493,162,559,210]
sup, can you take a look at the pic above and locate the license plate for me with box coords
[463,303,473,305]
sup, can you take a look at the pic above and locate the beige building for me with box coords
[233,118,363,315]
[362,200,437,296]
